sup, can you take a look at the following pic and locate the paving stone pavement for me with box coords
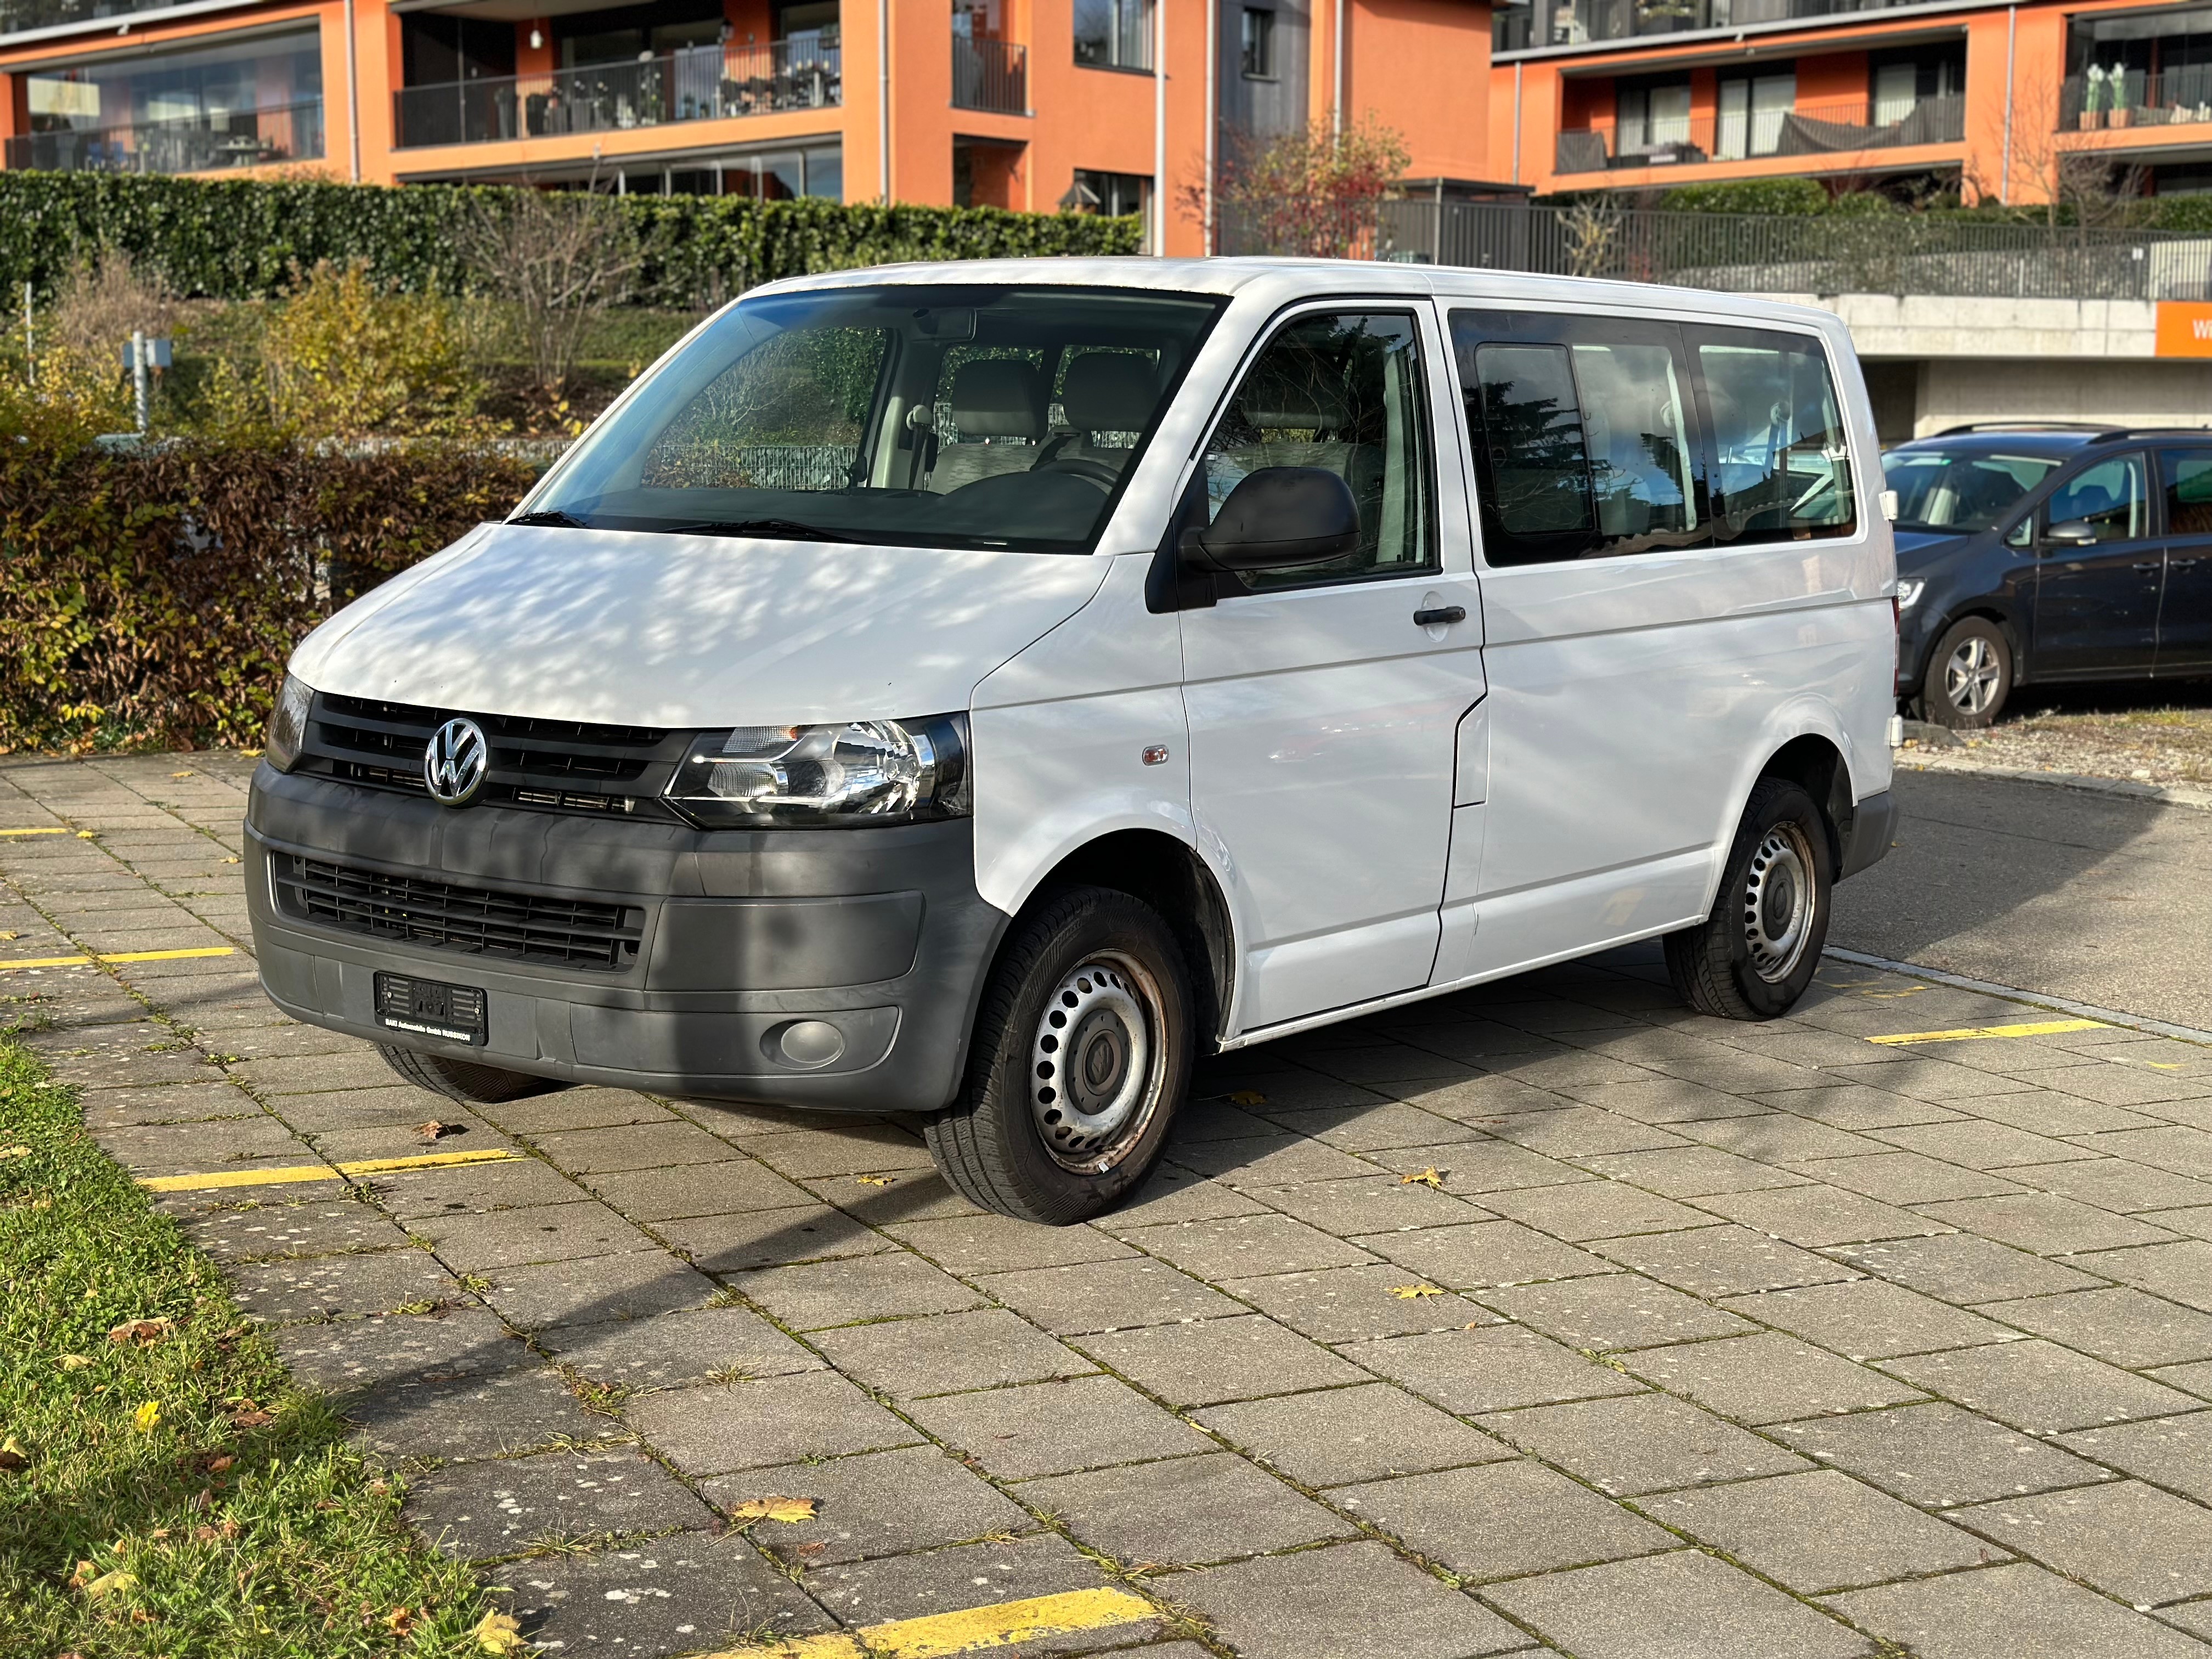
[18,754,2212,1656]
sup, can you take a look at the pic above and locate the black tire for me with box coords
[1664,777,1833,1022]
[1921,616,2011,729]
[378,1043,571,1105]
[926,886,1193,1225]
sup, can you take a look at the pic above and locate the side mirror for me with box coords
[2044,519,2100,547]
[1183,467,1361,573]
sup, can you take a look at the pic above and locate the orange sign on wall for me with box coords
[2156,303,2212,358]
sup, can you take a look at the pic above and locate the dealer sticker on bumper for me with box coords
[375,972,488,1046]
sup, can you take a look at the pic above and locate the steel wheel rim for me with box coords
[1029,951,1169,1175]
[1945,636,2000,715]
[1742,822,1816,984]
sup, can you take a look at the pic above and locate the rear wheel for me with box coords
[1664,777,1832,1022]
[925,887,1192,1225]
[1921,617,2011,729]
[379,1044,571,1105]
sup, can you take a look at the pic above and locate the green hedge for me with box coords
[0,174,1146,307]
[1659,179,1832,217]
[0,432,539,751]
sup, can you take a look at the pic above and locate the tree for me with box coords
[456,184,641,404]
[1202,115,1412,259]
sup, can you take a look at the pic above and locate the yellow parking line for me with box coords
[1870,1018,2108,1047]
[0,946,236,972]
[732,1588,1156,1659]
[0,826,69,837]
[138,1148,521,1193]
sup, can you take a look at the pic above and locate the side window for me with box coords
[1454,309,1703,565]
[1200,311,1436,588]
[2160,449,2212,536]
[1686,327,1857,544]
[2043,455,2147,544]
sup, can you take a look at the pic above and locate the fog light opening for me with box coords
[767,1019,846,1069]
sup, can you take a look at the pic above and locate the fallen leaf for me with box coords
[57,1354,93,1370]
[171,771,194,779]
[133,1401,161,1434]
[1388,1284,1444,1300]
[75,831,94,839]
[1398,1167,1446,1189]
[206,1455,235,1474]
[415,1120,466,1141]
[473,1611,528,1654]
[67,1560,96,1590]
[148,1528,170,1541]
[229,1407,274,1429]
[0,1145,30,1161]
[221,857,241,865]
[108,1317,174,1346]
[1227,1090,1268,1105]
[0,930,15,940]
[83,1569,138,1600]
[0,1435,27,1471]
[385,1607,415,1636]
[730,1495,818,1525]
[854,1173,894,1187]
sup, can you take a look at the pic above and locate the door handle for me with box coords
[2134,561,2163,572]
[2175,557,2204,568]
[1414,605,1466,627]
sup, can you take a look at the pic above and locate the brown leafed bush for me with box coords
[0,432,538,753]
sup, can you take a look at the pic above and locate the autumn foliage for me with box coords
[1208,115,1413,259]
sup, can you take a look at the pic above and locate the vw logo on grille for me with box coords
[423,718,489,808]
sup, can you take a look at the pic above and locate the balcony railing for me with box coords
[4,99,321,174]
[0,0,203,41]
[393,40,840,150]
[2060,68,2212,132]
[1499,0,1926,53]
[953,36,1027,112]
[1556,95,1965,173]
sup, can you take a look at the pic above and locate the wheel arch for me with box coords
[1757,732,1853,879]
[1006,828,1237,1053]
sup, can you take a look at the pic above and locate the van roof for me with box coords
[750,256,1849,336]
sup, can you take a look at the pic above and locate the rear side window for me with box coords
[1454,310,1705,566]
[1686,326,1857,544]
[1452,309,1859,565]
[2160,449,2212,535]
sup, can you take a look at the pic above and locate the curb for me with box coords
[1893,751,2212,812]
[1824,946,2212,1048]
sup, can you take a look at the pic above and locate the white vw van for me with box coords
[247,259,1897,1224]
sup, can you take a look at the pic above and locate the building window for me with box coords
[20,27,323,167]
[1240,7,1275,78]
[1074,0,1152,71]
[1716,71,1792,160]
[1615,80,1692,158]
[1065,168,1149,217]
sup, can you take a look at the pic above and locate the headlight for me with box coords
[264,674,313,772]
[1895,579,1926,613]
[664,714,969,828]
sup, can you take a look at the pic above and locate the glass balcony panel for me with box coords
[5,98,322,173]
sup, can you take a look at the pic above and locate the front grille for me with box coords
[298,693,689,820]
[276,856,645,970]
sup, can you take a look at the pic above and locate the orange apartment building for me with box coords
[0,0,1494,255]
[1490,0,2212,206]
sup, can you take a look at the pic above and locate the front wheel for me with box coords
[1664,778,1832,1022]
[1921,617,2011,729]
[925,887,1193,1225]
[379,1044,571,1105]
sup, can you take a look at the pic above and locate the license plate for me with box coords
[375,972,488,1046]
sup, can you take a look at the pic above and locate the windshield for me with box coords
[527,284,1227,552]
[1882,448,2062,533]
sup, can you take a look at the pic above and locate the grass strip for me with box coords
[0,1033,504,1656]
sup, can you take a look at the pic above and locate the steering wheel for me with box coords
[1034,456,1121,492]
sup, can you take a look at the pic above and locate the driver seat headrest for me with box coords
[1060,352,1160,435]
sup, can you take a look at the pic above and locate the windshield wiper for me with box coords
[660,518,859,544]
[508,509,590,528]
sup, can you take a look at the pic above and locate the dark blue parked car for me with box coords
[1887,424,2212,727]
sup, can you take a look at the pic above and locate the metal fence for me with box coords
[953,37,1028,112]
[1556,96,1966,174]
[1273,201,2212,302]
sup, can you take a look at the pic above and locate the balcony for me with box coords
[953,36,1028,112]
[4,99,321,174]
[392,41,839,151]
[1555,95,1965,173]
[0,0,219,42]
[1500,0,1931,54]
[2059,68,2212,133]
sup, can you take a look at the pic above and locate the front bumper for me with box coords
[244,765,1009,1113]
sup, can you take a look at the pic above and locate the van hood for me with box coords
[291,524,1114,726]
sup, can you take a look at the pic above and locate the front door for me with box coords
[2032,452,2160,679]
[1179,305,1485,1034]
[2156,446,2212,675]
